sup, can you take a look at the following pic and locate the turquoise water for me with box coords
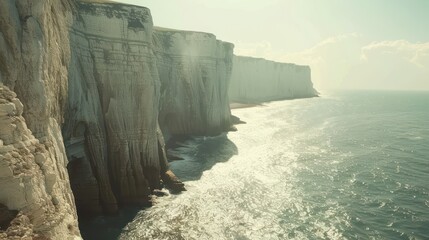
[119,91,429,239]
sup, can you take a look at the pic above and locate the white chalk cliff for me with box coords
[154,27,234,136]
[64,1,185,215]
[229,56,317,103]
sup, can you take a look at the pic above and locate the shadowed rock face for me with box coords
[0,0,81,239]
[0,203,18,230]
[229,56,318,103]
[154,28,234,136]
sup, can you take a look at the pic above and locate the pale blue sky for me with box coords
[116,0,429,90]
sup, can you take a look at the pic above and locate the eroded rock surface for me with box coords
[0,0,80,239]
[0,86,80,239]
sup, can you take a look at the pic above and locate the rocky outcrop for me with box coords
[0,86,80,239]
[0,0,81,239]
[154,28,234,136]
[229,56,317,103]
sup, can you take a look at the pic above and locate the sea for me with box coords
[82,90,429,240]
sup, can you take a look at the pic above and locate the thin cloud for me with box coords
[234,41,274,58]
[362,40,429,69]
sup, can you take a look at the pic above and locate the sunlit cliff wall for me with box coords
[229,56,317,103]
[154,27,234,136]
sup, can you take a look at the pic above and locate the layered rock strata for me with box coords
[229,56,317,103]
[154,28,234,136]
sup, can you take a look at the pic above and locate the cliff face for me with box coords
[0,0,80,239]
[154,28,234,136]
[63,2,164,212]
[63,2,234,214]
[64,2,171,215]
[229,56,317,103]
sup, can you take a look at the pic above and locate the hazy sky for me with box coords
[116,0,429,90]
